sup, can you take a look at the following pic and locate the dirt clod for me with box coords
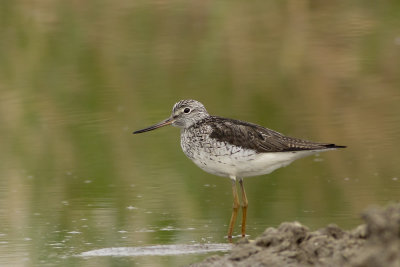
[190,203,400,267]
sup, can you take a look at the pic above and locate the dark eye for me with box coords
[184,108,191,114]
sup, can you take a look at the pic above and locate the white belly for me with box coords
[191,149,324,178]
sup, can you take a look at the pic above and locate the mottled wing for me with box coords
[207,116,344,153]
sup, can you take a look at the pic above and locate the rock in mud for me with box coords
[190,203,400,267]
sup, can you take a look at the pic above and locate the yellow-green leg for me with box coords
[227,177,239,241]
[239,178,248,237]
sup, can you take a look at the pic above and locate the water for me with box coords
[1,1,400,266]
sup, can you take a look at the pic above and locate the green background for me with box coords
[1,1,399,266]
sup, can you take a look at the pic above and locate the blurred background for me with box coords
[1,1,400,266]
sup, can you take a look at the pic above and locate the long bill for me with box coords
[133,117,174,134]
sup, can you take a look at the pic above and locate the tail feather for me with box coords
[324,144,346,149]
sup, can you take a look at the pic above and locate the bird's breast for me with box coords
[180,128,262,177]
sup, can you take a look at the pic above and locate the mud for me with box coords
[190,203,400,267]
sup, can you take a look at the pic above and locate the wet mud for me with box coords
[191,203,400,267]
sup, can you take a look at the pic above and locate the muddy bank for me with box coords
[191,203,400,267]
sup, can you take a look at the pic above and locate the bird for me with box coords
[133,99,346,241]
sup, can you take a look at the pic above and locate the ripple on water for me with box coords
[78,243,232,257]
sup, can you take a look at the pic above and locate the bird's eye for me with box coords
[183,108,191,114]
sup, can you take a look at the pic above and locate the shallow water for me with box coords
[1,1,400,266]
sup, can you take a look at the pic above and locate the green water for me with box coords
[1,1,400,266]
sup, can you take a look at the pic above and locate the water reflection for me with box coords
[1,0,400,266]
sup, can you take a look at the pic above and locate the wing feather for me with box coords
[205,116,344,153]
